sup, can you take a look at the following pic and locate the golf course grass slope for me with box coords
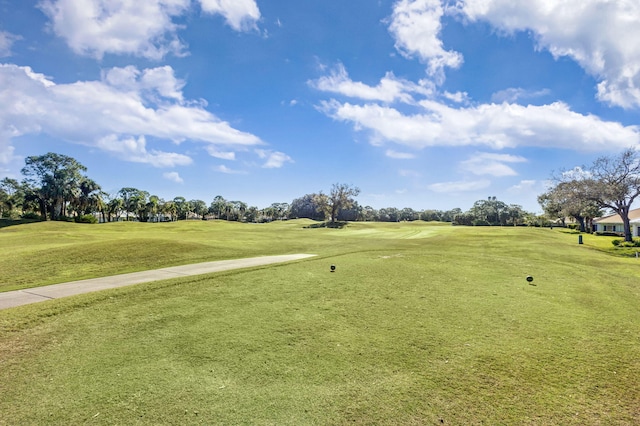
[1,220,639,424]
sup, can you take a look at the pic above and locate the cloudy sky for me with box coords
[1,0,640,212]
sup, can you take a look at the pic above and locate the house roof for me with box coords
[593,208,640,223]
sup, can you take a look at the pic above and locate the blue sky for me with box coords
[1,0,640,212]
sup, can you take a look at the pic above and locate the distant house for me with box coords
[593,208,640,236]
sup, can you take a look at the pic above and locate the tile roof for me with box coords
[593,208,640,223]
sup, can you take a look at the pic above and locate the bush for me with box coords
[2,211,20,220]
[611,238,640,247]
[21,212,42,220]
[74,214,98,224]
[595,231,624,237]
[472,219,491,226]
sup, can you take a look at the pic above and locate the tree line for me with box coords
[0,152,537,226]
[6,150,637,231]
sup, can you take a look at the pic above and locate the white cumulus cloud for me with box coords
[256,149,294,168]
[0,63,262,168]
[95,135,192,168]
[163,171,184,183]
[491,88,550,103]
[39,0,261,60]
[457,0,640,109]
[199,0,261,31]
[309,63,434,103]
[387,0,463,81]
[460,152,527,177]
[320,98,640,152]
[39,0,190,60]
[0,31,20,57]
[386,150,416,159]
[428,179,491,193]
[206,147,236,160]
[214,164,247,174]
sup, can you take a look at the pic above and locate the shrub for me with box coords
[595,231,624,237]
[74,214,98,224]
[2,211,20,220]
[472,219,491,226]
[21,212,42,220]
[611,238,640,247]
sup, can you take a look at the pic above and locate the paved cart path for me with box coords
[0,254,317,310]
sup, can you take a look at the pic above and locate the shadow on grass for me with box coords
[303,221,349,229]
[0,219,43,229]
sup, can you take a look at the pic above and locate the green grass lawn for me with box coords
[1,221,639,424]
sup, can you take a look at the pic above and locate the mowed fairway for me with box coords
[1,221,639,424]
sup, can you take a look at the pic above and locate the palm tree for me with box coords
[162,201,177,222]
[107,197,124,222]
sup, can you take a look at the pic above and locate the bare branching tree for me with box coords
[553,148,640,241]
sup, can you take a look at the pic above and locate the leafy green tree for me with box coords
[106,196,124,222]
[537,191,564,226]
[72,178,102,216]
[441,208,462,222]
[452,212,474,226]
[314,183,360,223]
[377,207,399,222]
[580,148,640,241]
[245,206,259,223]
[506,204,525,226]
[0,178,25,218]
[290,194,323,220]
[420,209,442,222]
[173,196,191,220]
[161,200,177,222]
[190,199,208,220]
[118,188,149,221]
[209,195,227,219]
[399,207,418,221]
[469,196,508,225]
[538,181,601,232]
[360,205,377,222]
[21,153,89,220]
[146,195,162,222]
[269,202,289,221]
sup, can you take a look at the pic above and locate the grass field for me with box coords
[1,220,639,424]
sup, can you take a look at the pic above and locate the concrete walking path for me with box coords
[0,254,317,311]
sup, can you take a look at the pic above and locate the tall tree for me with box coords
[468,197,508,225]
[562,149,640,241]
[173,196,190,220]
[21,153,88,220]
[73,178,102,216]
[314,183,360,223]
[190,199,208,220]
[146,195,161,222]
[106,197,124,222]
[118,187,149,221]
[161,200,177,222]
[0,178,24,218]
[209,195,227,219]
[290,194,322,220]
[538,181,601,232]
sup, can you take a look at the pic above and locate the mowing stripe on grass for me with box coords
[0,254,316,310]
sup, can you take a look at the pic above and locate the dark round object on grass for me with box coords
[526,275,534,282]
[330,264,336,272]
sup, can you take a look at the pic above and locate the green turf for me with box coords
[1,221,639,424]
